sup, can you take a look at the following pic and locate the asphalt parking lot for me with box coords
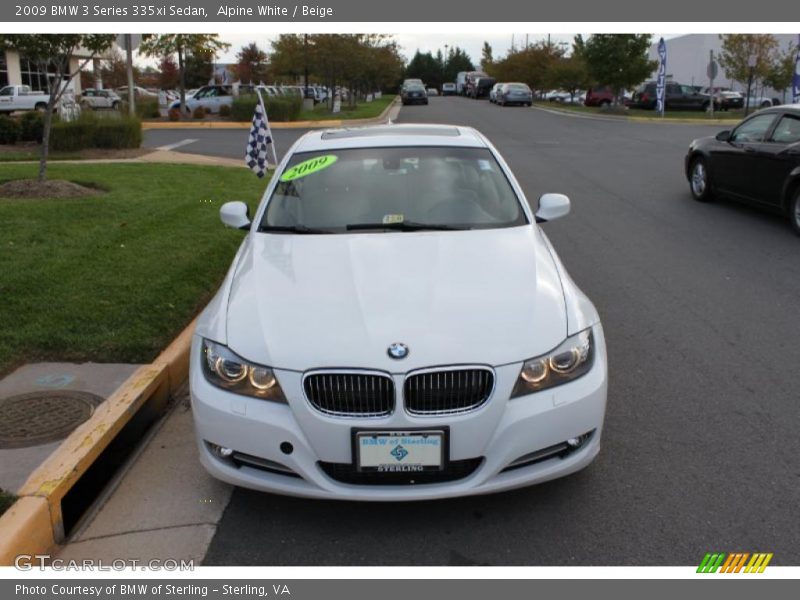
[150,98,800,565]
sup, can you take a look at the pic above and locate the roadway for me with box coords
[146,98,800,565]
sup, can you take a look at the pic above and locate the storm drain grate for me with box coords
[0,391,104,449]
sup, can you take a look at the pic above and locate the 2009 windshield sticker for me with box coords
[280,155,338,182]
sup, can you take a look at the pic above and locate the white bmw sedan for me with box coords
[190,124,608,500]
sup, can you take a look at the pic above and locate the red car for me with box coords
[584,85,616,107]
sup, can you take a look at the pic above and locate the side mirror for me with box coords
[535,193,571,223]
[715,130,731,142]
[220,201,251,230]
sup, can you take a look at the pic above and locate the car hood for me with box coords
[225,226,567,372]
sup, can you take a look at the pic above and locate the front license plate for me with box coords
[355,430,444,472]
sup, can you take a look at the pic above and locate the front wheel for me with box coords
[689,157,714,202]
[790,188,800,236]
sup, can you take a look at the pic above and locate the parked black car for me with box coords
[685,105,800,235]
[632,81,717,111]
[401,83,428,105]
[470,77,497,99]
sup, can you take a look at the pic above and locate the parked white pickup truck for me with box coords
[0,85,50,113]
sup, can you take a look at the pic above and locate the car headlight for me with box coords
[201,338,287,402]
[511,329,594,398]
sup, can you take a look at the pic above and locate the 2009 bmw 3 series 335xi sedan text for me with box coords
[190,124,608,500]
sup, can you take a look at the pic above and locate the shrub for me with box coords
[19,111,44,143]
[50,113,142,151]
[218,103,231,117]
[135,97,161,119]
[231,95,303,122]
[91,117,142,149]
[168,107,181,121]
[192,106,206,119]
[0,116,21,144]
[50,118,94,151]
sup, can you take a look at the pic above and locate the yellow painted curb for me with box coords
[0,496,55,566]
[143,120,342,130]
[533,104,739,125]
[142,97,399,131]
[0,318,197,565]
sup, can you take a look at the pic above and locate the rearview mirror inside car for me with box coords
[715,130,732,142]
[220,201,251,230]
[535,193,571,223]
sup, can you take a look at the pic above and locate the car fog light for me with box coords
[208,442,234,458]
[566,437,582,448]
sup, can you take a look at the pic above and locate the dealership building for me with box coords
[0,47,109,94]
[647,33,798,100]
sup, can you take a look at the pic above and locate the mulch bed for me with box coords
[0,178,105,199]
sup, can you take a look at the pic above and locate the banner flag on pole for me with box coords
[245,88,278,178]
[656,38,667,116]
[792,34,800,104]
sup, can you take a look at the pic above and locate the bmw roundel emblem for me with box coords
[387,343,409,359]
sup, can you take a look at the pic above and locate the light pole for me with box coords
[443,43,448,89]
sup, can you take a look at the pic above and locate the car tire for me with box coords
[790,188,800,236]
[112,101,120,110]
[35,102,47,112]
[600,100,610,108]
[689,156,714,202]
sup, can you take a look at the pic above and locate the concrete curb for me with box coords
[142,97,400,131]
[0,319,196,565]
[532,104,741,125]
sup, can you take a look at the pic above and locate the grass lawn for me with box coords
[0,163,265,377]
[298,94,396,121]
[533,100,744,122]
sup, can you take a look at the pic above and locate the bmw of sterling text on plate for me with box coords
[190,124,608,500]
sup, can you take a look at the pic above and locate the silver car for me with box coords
[80,88,121,110]
[498,83,533,107]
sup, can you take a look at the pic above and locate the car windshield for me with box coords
[261,146,528,233]
[506,84,529,91]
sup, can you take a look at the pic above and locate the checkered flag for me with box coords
[245,101,273,178]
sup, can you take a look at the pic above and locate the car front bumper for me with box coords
[190,324,608,501]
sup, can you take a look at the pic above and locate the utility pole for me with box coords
[125,34,135,117]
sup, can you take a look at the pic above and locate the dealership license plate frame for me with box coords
[352,428,449,473]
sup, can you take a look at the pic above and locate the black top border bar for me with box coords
[2,0,797,22]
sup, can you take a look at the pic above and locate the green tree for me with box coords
[99,47,138,90]
[183,50,214,88]
[157,55,180,90]
[235,42,269,84]
[488,41,564,93]
[405,50,442,88]
[443,46,475,82]
[0,34,115,181]
[764,41,799,103]
[481,41,494,70]
[551,55,590,102]
[270,34,403,112]
[718,34,778,87]
[582,34,656,104]
[139,34,230,113]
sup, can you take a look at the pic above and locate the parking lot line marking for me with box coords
[156,139,199,151]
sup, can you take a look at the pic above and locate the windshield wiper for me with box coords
[258,224,333,234]
[346,221,469,232]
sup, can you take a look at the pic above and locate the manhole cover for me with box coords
[0,391,104,449]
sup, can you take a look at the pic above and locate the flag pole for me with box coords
[255,86,279,168]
